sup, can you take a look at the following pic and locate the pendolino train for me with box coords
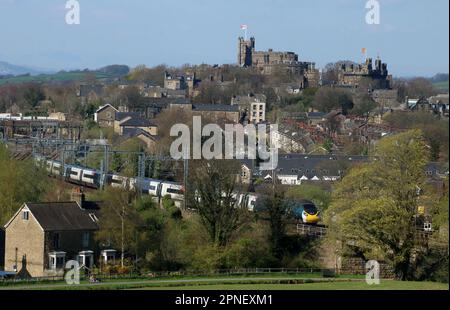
[34,155,258,211]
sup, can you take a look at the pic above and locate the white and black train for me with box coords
[35,155,257,210]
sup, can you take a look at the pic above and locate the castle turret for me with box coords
[238,37,254,67]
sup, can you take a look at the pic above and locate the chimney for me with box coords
[71,187,85,208]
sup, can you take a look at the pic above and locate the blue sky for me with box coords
[0,0,448,76]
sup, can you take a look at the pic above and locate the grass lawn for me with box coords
[1,274,447,290]
[139,280,448,290]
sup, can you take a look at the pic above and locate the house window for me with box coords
[22,211,29,220]
[49,252,66,270]
[82,232,90,248]
[53,233,60,249]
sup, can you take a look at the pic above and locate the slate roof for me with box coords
[119,117,156,127]
[192,104,239,112]
[260,154,369,178]
[115,112,140,121]
[122,128,159,141]
[96,104,118,114]
[24,202,101,231]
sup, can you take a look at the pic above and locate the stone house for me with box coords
[116,116,158,136]
[3,192,104,278]
[94,104,119,127]
[169,102,240,124]
[231,94,267,124]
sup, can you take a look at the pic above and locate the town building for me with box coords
[170,102,240,124]
[94,104,119,127]
[231,94,266,124]
[260,154,370,185]
[3,190,108,278]
[115,116,158,136]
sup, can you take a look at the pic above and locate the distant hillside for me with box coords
[0,64,130,86]
[0,61,49,76]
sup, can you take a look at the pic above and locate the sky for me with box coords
[0,0,448,77]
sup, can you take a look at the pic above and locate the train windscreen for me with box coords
[303,203,317,215]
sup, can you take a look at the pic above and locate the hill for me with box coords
[0,65,130,86]
[0,61,51,76]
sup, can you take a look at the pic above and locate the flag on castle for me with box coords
[361,48,367,55]
[240,24,248,30]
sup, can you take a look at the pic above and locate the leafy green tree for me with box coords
[286,184,331,212]
[325,130,429,280]
[0,145,49,225]
[96,187,140,267]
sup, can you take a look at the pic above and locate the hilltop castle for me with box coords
[337,57,392,90]
[238,37,319,88]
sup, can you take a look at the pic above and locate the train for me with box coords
[34,155,319,223]
[33,155,257,210]
[253,198,321,225]
[285,199,321,224]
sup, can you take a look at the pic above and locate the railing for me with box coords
[296,223,327,238]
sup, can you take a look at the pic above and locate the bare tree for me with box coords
[187,160,249,247]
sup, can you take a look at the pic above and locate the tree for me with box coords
[313,87,353,113]
[186,160,249,247]
[325,130,429,280]
[259,186,288,260]
[405,78,437,99]
[96,187,140,267]
[351,93,377,118]
[23,84,45,109]
[286,184,331,212]
[0,145,49,225]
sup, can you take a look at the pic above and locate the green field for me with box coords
[139,281,448,290]
[433,80,449,92]
[0,71,112,85]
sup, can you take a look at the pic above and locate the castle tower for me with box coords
[238,37,255,67]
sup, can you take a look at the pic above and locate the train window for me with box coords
[149,185,156,191]
[167,188,182,194]
[70,171,79,176]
